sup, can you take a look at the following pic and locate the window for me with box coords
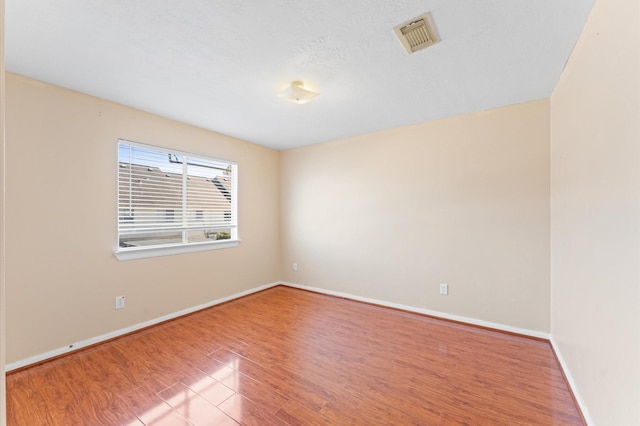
[116,140,238,260]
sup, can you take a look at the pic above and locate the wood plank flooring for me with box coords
[6,286,584,425]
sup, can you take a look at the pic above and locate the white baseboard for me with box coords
[7,280,590,423]
[6,280,550,371]
[280,281,550,340]
[550,337,593,425]
[5,281,280,372]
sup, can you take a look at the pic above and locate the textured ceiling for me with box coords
[6,0,594,150]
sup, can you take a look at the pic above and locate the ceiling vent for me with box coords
[394,13,438,54]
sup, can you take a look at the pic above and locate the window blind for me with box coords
[117,140,237,249]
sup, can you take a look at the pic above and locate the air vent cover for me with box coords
[394,13,438,54]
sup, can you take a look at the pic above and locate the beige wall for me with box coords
[281,99,551,332]
[550,0,640,424]
[5,73,281,363]
[1,0,6,423]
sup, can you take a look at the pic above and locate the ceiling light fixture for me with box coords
[277,81,319,104]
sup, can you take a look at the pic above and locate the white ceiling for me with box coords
[5,0,594,150]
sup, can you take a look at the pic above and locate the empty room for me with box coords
[0,0,638,425]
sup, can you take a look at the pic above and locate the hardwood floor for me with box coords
[6,286,584,425]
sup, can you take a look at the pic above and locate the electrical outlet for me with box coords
[115,295,126,310]
[439,283,449,296]
[293,263,298,272]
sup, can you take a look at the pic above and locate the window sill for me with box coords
[114,239,240,261]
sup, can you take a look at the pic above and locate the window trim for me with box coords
[114,139,239,261]
[114,238,240,261]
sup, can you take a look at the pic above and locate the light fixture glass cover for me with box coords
[278,81,319,104]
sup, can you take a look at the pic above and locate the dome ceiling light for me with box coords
[277,81,319,104]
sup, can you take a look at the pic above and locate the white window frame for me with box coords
[115,139,239,261]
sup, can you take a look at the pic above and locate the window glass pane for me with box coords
[118,145,183,232]
[186,158,233,228]
[119,230,184,248]
[187,228,232,242]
